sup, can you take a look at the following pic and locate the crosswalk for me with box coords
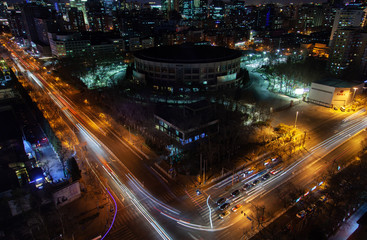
[183,188,225,226]
[107,203,142,240]
[107,186,238,240]
[106,224,138,240]
[112,208,140,226]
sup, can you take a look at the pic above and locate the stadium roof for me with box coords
[134,44,242,63]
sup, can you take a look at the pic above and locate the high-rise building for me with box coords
[329,28,367,76]
[68,8,86,32]
[48,32,91,58]
[69,0,89,28]
[162,0,179,17]
[295,4,324,34]
[330,4,367,42]
[7,9,25,38]
[329,4,367,76]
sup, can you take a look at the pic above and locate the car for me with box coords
[340,106,346,112]
[252,179,260,186]
[296,210,307,218]
[217,198,226,206]
[232,190,240,197]
[270,169,282,175]
[243,184,251,191]
[231,204,243,212]
[262,173,270,181]
[196,189,202,195]
[220,203,230,211]
[307,204,316,212]
[219,210,230,219]
[319,195,327,202]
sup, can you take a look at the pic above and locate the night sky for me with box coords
[147,0,330,5]
[5,0,332,6]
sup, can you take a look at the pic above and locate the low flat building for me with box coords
[308,78,364,107]
[154,100,219,145]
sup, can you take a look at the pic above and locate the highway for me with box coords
[2,35,367,240]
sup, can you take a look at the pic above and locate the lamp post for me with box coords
[294,111,299,128]
[352,87,358,102]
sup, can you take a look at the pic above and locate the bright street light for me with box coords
[352,87,358,102]
[294,111,299,128]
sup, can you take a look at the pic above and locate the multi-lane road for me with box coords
[3,35,367,240]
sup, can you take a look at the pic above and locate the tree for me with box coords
[66,157,81,181]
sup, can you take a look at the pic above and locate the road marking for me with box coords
[150,167,169,183]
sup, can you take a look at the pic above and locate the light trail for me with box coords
[176,219,234,232]
[126,173,181,215]
[207,195,213,229]
[242,117,367,205]
[102,167,172,240]
[342,108,365,123]
[11,50,173,240]
[101,188,117,240]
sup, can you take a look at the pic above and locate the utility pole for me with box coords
[203,154,206,184]
[200,153,202,184]
[128,126,132,143]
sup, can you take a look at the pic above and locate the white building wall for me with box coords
[308,83,335,106]
[331,87,352,106]
[308,82,363,107]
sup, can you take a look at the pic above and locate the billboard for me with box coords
[53,181,81,208]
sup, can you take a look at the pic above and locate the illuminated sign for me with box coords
[336,90,346,96]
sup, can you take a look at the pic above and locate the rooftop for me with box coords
[134,44,242,63]
[314,78,363,88]
[0,106,21,143]
[155,102,218,132]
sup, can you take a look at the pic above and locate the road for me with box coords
[2,35,367,240]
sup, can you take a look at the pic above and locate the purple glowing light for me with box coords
[101,188,117,240]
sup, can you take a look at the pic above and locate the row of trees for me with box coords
[260,56,329,96]
[16,71,78,177]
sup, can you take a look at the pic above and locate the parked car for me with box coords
[219,210,230,219]
[220,203,230,211]
[252,179,260,186]
[262,173,270,181]
[243,184,251,191]
[217,198,226,206]
[296,210,307,218]
[307,204,316,212]
[231,204,243,212]
[232,190,240,197]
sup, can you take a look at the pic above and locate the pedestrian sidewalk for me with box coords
[60,159,114,240]
[329,203,367,240]
[36,144,65,182]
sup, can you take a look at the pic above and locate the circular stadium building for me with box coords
[133,44,243,93]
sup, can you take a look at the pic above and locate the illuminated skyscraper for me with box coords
[70,0,89,28]
[330,4,367,42]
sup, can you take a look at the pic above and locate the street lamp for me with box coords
[352,87,358,102]
[294,111,299,128]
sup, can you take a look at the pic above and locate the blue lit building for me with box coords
[154,100,219,145]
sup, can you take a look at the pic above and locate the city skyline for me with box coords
[0,0,366,239]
